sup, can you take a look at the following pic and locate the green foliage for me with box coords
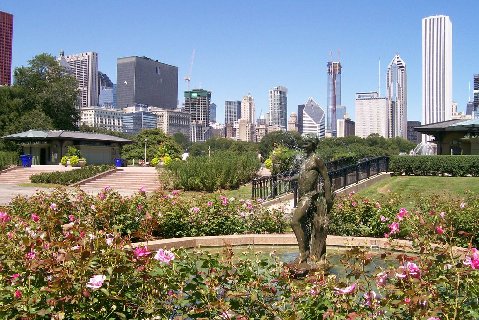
[259,131,302,158]
[66,146,81,157]
[150,157,160,167]
[172,132,190,151]
[13,53,80,130]
[269,145,301,175]
[165,151,261,191]
[69,155,79,166]
[0,151,19,169]
[120,129,182,162]
[29,165,114,185]
[317,135,416,161]
[390,155,479,176]
[60,156,68,166]
[188,137,258,157]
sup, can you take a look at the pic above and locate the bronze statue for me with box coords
[291,137,333,264]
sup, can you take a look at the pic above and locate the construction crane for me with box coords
[184,49,195,91]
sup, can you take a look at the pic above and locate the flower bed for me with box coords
[1,188,479,318]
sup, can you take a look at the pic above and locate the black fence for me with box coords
[252,156,390,203]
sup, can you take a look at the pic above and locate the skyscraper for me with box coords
[209,103,217,123]
[117,56,178,109]
[241,94,255,123]
[473,74,479,118]
[0,11,13,86]
[355,92,388,138]
[422,15,453,138]
[62,52,99,108]
[268,86,288,130]
[327,61,341,136]
[184,89,211,142]
[224,101,241,124]
[387,54,407,139]
[297,98,325,138]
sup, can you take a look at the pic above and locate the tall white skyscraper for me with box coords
[62,52,99,108]
[387,55,407,139]
[355,92,388,138]
[269,86,288,130]
[422,15,452,140]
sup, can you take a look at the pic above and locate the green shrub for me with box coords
[165,151,261,191]
[390,155,479,176]
[0,151,18,169]
[29,165,114,185]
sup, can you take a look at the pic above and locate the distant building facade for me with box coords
[337,117,355,138]
[80,107,123,132]
[225,100,241,125]
[387,54,407,139]
[268,86,288,130]
[122,111,157,134]
[184,89,211,142]
[0,11,13,86]
[288,112,298,132]
[474,74,479,118]
[355,92,388,138]
[63,52,99,108]
[117,56,178,109]
[327,61,342,136]
[150,107,191,139]
[297,98,325,138]
[422,15,453,139]
[209,103,217,123]
[407,120,422,144]
[99,85,116,108]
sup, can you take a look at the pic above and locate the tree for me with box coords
[172,132,190,151]
[14,53,79,130]
[259,131,303,159]
[121,129,182,162]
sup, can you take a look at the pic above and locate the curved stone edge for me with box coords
[134,233,462,255]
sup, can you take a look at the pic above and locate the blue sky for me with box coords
[3,1,479,124]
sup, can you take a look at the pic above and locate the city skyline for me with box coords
[2,1,479,126]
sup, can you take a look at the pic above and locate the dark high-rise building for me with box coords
[225,100,241,124]
[474,74,479,118]
[407,120,422,144]
[327,61,341,136]
[0,11,13,86]
[209,103,217,123]
[117,56,178,109]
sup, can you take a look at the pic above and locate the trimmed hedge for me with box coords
[29,165,115,185]
[0,151,18,170]
[389,155,479,176]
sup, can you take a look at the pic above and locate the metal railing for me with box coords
[252,156,390,204]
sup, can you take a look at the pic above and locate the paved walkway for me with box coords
[0,165,161,205]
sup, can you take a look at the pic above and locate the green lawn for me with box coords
[357,176,479,207]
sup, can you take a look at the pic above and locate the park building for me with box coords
[80,107,123,132]
[355,92,388,138]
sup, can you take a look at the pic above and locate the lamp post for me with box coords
[144,138,148,164]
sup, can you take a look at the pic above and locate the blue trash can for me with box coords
[20,154,32,167]
[114,158,123,167]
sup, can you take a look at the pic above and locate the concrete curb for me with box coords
[0,165,20,174]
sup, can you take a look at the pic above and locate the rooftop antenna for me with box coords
[378,57,381,96]
[184,49,195,91]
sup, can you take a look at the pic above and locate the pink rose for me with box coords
[0,211,11,223]
[388,222,400,235]
[397,208,408,220]
[68,215,76,222]
[154,248,175,264]
[133,246,151,258]
[380,215,388,222]
[334,283,356,295]
[86,275,106,290]
[31,213,40,222]
[436,226,444,235]
[14,289,22,299]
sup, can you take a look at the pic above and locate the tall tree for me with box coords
[14,53,79,130]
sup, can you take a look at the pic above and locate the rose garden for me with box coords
[2,132,479,320]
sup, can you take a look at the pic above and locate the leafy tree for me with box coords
[188,137,258,157]
[172,132,190,151]
[259,131,302,158]
[13,53,79,130]
[79,125,130,139]
[121,129,182,162]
